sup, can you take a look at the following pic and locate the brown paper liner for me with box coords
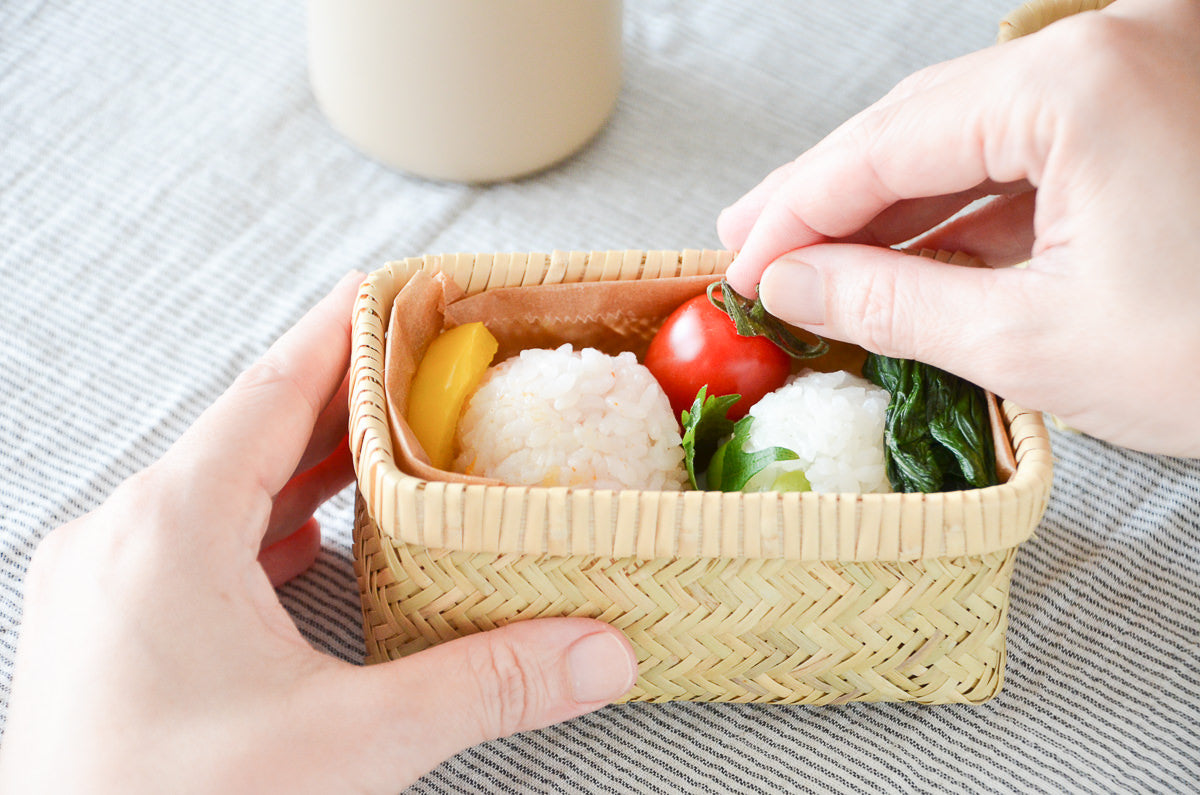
[445,274,718,361]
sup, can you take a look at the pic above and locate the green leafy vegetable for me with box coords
[862,353,998,493]
[706,415,798,492]
[680,387,739,489]
[681,387,798,491]
[707,280,828,359]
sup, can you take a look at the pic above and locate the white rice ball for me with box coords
[454,344,688,491]
[744,370,892,494]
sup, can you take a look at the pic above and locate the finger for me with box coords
[717,46,1018,253]
[258,517,322,587]
[843,189,984,248]
[847,178,1036,248]
[725,38,1048,296]
[339,619,637,787]
[293,370,351,478]
[724,178,984,254]
[909,190,1037,266]
[718,160,800,250]
[262,439,354,550]
[756,243,1045,390]
[725,177,1032,258]
[161,270,364,529]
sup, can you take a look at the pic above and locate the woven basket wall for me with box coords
[349,250,1054,705]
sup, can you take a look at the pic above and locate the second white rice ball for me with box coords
[745,370,892,494]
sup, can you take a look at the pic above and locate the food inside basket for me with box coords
[383,267,1016,494]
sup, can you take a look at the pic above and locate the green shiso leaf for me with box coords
[680,386,739,489]
[863,353,998,493]
[681,386,799,492]
[707,415,798,492]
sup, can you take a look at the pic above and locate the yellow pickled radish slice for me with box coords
[406,322,498,470]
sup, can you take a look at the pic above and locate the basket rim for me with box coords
[349,249,1054,562]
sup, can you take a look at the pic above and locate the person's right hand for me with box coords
[719,0,1200,458]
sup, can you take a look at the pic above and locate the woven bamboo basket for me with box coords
[349,249,1054,705]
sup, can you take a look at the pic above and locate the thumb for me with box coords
[348,618,636,787]
[757,244,1034,388]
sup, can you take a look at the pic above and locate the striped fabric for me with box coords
[2,0,1197,792]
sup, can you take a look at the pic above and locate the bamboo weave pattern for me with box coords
[355,497,1018,704]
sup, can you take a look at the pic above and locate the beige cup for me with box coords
[307,0,623,183]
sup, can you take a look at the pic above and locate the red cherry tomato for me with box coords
[644,293,791,421]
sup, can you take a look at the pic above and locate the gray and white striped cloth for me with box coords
[2,0,1196,791]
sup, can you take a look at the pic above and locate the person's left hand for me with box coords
[0,271,637,793]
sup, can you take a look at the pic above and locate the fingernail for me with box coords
[761,259,825,325]
[567,632,636,703]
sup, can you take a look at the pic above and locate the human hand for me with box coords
[0,272,636,793]
[719,0,1200,457]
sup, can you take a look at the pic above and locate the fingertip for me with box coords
[459,617,637,709]
[323,270,367,313]
[716,203,751,252]
[723,255,762,298]
[725,197,830,300]
[395,618,636,743]
[566,624,637,705]
[759,256,826,327]
[317,271,367,328]
[335,618,637,789]
[315,271,367,328]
